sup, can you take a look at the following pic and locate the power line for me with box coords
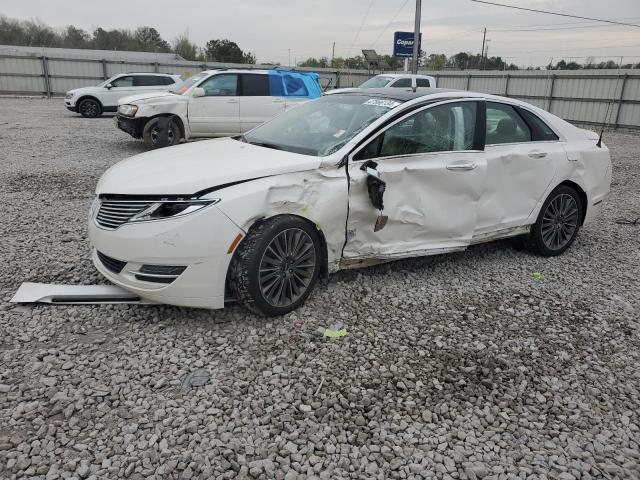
[490,23,638,33]
[347,0,375,58]
[470,0,640,28]
[369,0,411,47]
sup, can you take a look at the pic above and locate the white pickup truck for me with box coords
[115,69,322,148]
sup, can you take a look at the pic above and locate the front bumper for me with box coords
[88,204,243,309]
[64,98,76,112]
[116,114,144,138]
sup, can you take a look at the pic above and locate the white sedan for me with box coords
[89,88,611,316]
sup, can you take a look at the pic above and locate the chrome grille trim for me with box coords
[96,199,154,229]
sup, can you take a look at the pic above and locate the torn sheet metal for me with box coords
[10,282,155,305]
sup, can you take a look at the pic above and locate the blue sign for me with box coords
[393,31,422,58]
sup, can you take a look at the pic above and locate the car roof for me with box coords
[118,72,179,76]
[374,73,434,79]
[328,87,461,102]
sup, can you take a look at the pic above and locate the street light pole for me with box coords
[411,0,422,74]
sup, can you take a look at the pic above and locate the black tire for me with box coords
[530,185,583,256]
[78,98,102,118]
[228,216,322,316]
[142,117,181,149]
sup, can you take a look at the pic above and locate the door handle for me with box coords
[528,151,547,158]
[446,162,476,171]
[226,99,239,104]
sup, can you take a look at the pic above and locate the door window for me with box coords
[390,78,411,88]
[110,76,134,87]
[416,78,432,87]
[355,101,478,160]
[486,102,531,145]
[133,75,167,87]
[240,74,269,96]
[198,74,238,96]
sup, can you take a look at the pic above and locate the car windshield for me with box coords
[169,72,209,94]
[359,76,394,88]
[96,75,121,87]
[242,94,403,156]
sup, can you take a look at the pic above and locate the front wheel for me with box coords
[229,216,322,316]
[530,185,582,256]
[142,117,182,149]
[78,98,102,118]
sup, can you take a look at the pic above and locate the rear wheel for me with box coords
[229,216,322,316]
[530,185,582,256]
[142,117,181,149]
[78,98,102,118]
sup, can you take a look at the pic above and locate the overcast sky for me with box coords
[2,0,640,66]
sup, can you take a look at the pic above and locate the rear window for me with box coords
[416,78,431,87]
[241,74,269,96]
[161,76,177,85]
[517,108,559,141]
[133,75,167,87]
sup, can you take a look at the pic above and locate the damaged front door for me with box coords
[343,100,487,261]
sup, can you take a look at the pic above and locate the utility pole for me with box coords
[288,49,291,67]
[411,0,422,74]
[331,42,335,66]
[480,27,486,70]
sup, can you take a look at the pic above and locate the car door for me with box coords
[102,75,136,107]
[188,73,240,136]
[239,73,284,132]
[343,100,487,260]
[475,101,562,235]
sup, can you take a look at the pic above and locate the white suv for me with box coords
[64,73,181,118]
[115,69,322,148]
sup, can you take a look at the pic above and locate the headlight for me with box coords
[118,104,138,116]
[129,199,219,223]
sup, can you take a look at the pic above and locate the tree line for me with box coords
[299,52,640,71]
[0,16,256,63]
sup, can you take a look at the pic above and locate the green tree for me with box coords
[205,39,255,63]
[173,34,198,61]
[134,27,170,52]
[61,26,90,48]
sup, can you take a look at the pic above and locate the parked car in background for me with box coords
[89,88,611,316]
[326,73,436,95]
[115,69,322,148]
[65,73,181,118]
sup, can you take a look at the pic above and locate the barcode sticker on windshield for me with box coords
[363,98,402,109]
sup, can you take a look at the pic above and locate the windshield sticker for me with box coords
[333,129,346,138]
[363,98,402,109]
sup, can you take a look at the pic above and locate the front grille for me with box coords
[96,200,154,229]
[97,251,127,274]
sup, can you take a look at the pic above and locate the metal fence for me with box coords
[1,52,638,129]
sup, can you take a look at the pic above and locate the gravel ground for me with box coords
[0,97,639,480]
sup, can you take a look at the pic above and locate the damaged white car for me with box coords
[89,88,611,316]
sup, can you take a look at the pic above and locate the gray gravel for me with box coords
[1,97,639,479]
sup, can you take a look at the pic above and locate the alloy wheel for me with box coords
[150,125,175,145]
[541,193,579,251]
[258,228,316,307]
[80,101,99,117]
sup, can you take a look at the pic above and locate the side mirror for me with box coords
[105,83,113,89]
[192,87,205,98]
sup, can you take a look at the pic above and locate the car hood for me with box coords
[119,91,178,105]
[96,137,322,196]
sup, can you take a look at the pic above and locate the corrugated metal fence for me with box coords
[1,52,638,129]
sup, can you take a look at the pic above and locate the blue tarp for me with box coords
[268,70,321,99]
